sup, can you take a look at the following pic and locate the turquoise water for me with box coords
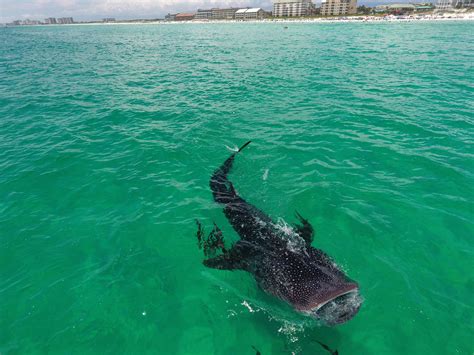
[1,22,473,354]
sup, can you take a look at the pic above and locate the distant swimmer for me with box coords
[196,141,362,325]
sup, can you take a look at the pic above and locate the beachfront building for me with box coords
[375,3,415,13]
[462,0,474,7]
[165,13,177,21]
[235,8,249,19]
[44,17,57,24]
[235,8,267,20]
[11,19,42,25]
[211,8,239,19]
[414,3,436,11]
[320,0,357,16]
[195,9,213,19]
[57,17,74,24]
[374,2,434,13]
[273,0,314,16]
[195,7,241,20]
[175,13,195,21]
[436,0,451,10]
[436,0,473,10]
[23,19,41,25]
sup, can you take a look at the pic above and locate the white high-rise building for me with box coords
[436,0,473,10]
[57,17,74,24]
[45,17,57,24]
[273,0,314,17]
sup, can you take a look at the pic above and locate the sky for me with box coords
[0,0,415,23]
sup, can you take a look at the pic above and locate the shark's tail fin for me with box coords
[238,140,251,152]
[210,140,251,204]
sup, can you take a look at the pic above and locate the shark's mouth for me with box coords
[310,288,362,325]
[296,284,362,325]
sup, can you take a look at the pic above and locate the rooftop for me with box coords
[274,0,312,3]
[236,8,262,13]
[388,3,416,8]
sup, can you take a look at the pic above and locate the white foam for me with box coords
[277,321,304,343]
[272,218,306,252]
[225,145,239,152]
[241,300,255,313]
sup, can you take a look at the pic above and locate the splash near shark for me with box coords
[196,141,362,325]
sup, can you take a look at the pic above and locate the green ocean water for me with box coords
[0,21,473,354]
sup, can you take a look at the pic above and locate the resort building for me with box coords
[375,3,415,13]
[211,8,239,19]
[195,9,213,19]
[165,13,177,21]
[25,19,41,25]
[235,8,267,20]
[273,0,315,17]
[175,13,195,21]
[414,3,436,11]
[44,17,57,24]
[320,0,357,16]
[57,17,74,24]
[189,7,241,20]
[375,2,434,13]
[436,0,473,10]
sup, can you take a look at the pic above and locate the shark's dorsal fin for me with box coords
[294,211,314,246]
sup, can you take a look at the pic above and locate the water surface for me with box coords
[0,22,473,354]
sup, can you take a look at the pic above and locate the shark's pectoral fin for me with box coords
[196,221,228,257]
[195,220,257,271]
[294,211,315,246]
[203,240,257,271]
[203,254,240,270]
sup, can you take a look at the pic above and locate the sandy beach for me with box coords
[96,12,474,25]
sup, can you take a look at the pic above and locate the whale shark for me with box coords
[196,141,362,325]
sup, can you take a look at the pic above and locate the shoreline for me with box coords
[5,13,474,27]
[171,13,474,24]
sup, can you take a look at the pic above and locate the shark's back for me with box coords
[209,141,277,243]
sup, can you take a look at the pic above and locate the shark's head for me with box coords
[308,286,362,326]
[294,248,362,325]
[262,246,362,326]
